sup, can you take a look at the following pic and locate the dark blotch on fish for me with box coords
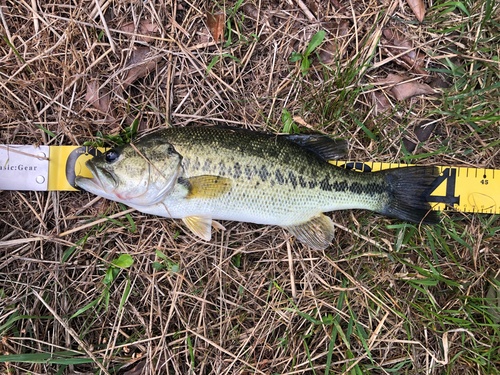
[193,157,201,170]
[288,172,298,189]
[275,169,285,185]
[299,176,307,188]
[259,165,270,182]
[219,161,226,176]
[233,162,242,179]
[245,165,252,179]
[202,159,212,171]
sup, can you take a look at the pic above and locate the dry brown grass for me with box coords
[1,0,500,374]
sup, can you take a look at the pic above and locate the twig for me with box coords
[286,240,297,302]
[94,0,116,54]
[59,208,136,237]
[0,4,13,51]
[294,0,317,22]
[31,0,39,35]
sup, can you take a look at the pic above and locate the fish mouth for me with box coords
[76,162,117,194]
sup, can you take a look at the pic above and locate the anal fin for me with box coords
[283,214,335,250]
[182,216,212,240]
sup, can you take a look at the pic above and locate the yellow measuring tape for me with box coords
[1,145,498,215]
[330,161,499,214]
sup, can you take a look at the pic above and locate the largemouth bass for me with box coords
[76,127,439,250]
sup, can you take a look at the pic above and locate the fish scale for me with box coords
[76,127,439,250]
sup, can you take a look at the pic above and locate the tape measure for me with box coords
[331,161,499,214]
[1,145,498,215]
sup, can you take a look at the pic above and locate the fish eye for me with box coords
[105,150,119,163]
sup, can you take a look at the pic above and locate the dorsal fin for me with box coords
[282,134,347,161]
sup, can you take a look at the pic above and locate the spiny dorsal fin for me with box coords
[182,216,212,240]
[283,214,335,250]
[182,175,232,199]
[282,134,347,161]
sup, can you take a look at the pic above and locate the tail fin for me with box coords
[378,166,440,224]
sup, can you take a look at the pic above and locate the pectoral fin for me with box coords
[182,175,232,199]
[283,214,335,250]
[182,216,212,240]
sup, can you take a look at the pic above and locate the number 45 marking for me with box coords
[422,168,460,206]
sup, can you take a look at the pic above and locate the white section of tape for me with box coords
[0,145,50,191]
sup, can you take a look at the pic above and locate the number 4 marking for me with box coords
[422,168,460,206]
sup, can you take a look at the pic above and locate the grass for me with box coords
[1,0,500,373]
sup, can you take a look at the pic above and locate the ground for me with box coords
[1,0,500,374]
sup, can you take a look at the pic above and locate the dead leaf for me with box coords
[403,120,437,152]
[327,0,343,11]
[381,73,436,101]
[1,0,8,14]
[207,9,225,43]
[197,28,212,44]
[292,115,315,130]
[122,360,147,375]
[122,47,161,89]
[85,80,115,121]
[318,42,338,64]
[242,3,259,19]
[305,0,320,17]
[407,0,425,22]
[371,91,392,115]
[120,20,159,43]
[318,21,349,64]
[428,76,451,89]
[381,29,427,75]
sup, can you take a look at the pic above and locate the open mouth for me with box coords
[76,163,116,193]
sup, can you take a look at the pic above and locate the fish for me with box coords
[75,127,439,250]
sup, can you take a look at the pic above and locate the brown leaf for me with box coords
[318,42,338,64]
[122,47,161,89]
[330,0,343,11]
[120,20,159,43]
[242,3,259,19]
[407,0,426,22]
[292,115,316,130]
[428,76,451,89]
[381,73,436,101]
[371,91,392,115]
[382,29,427,75]
[1,0,8,14]
[122,360,147,375]
[305,0,320,17]
[85,80,115,121]
[318,21,349,64]
[403,120,437,152]
[207,9,225,43]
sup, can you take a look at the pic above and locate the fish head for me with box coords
[76,137,181,206]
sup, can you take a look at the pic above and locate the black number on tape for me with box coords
[342,162,372,172]
[423,168,460,206]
